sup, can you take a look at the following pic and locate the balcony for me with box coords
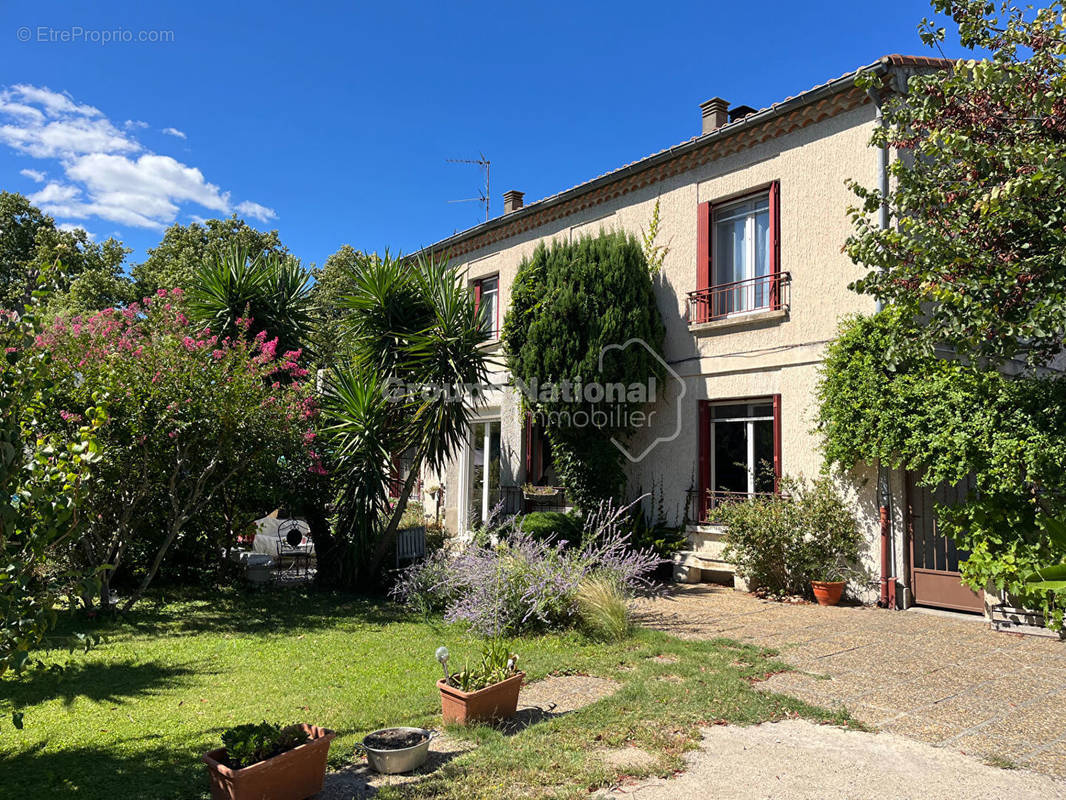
[686,272,790,332]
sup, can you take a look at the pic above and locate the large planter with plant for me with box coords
[202,722,335,800]
[810,580,845,606]
[434,644,523,725]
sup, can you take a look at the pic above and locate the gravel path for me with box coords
[634,584,1066,777]
[596,720,1066,800]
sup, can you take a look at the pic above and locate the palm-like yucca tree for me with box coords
[320,366,399,582]
[323,250,489,585]
[187,245,313,357]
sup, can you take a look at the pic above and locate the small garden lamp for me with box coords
[435,646,450,682]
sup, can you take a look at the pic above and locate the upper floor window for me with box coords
[473,275,499,340]
[690,181,785,324]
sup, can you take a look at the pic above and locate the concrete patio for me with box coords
[633,585,1066,778]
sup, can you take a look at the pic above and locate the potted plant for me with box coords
[809,554,868,606]
[202,721,335,800]
[810,572,846,606]
[435,641,524,725]
[356,726,437,774]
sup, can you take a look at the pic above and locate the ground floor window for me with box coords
[697,396,781,520]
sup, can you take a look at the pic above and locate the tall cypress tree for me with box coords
[503,231,666,509]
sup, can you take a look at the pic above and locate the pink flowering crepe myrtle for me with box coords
[37,288,325,477]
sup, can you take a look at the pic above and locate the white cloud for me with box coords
[10,85,101,118]
[29,181,81,205]
[0,84,277,232]
[57,222,96,241]
[235,200,277,222]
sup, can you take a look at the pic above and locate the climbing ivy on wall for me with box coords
[816,311,1066,627]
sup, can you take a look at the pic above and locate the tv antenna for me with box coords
[447,153,490,222]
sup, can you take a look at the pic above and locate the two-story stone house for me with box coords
[413,54,983,615]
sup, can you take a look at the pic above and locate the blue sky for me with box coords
[0,0,968,269]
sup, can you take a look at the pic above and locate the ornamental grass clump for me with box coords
[575,574,632,642]
[391,500,662,636]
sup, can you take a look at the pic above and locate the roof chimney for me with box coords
[700,97,729,135]
[503,189,524,214]
[729,104,757,123]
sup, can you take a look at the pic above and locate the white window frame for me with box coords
[709,401,775,496]
[474,275,500,340]
[713,194,770,314]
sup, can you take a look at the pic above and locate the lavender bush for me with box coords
[391,500,664,636]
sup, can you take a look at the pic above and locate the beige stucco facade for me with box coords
[415,58,951,610]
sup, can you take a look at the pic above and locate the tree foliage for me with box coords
[309,244,365,367]
[502,231,665,509]
[0,280,105,691]
[132,215,290,296]
[318,251,489,589]
[847,0,1066,368]
[0,192,132,315]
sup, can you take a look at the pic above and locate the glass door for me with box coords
[713,195,771,315]
[467,419,501,530]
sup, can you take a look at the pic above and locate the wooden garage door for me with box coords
[907,473,985,614]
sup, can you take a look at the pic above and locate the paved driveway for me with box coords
[634,585,1066,778]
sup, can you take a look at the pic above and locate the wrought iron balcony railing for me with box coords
[686,272,791,325]
[497,485,571,516]
[685,488,786,525]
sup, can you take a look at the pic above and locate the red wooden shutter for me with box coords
[772,393,782,494]
[473,279,482,314]
[524,412,533,477]
[697,400,711,521]
[768,181,781,309]
[494,278,501,340]
[696,201,713,322]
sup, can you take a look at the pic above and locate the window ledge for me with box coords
[688,307,787,336]
[478,338,503,353]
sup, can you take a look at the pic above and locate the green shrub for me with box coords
[220,722,309,769]
[629,513,687,560]
[518,511,583,544]
[712,475,863,597]
[575,574,632,642]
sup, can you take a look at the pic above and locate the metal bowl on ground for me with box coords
[357,727,436,774]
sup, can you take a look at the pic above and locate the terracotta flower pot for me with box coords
[811,580,845,606]
[202,724,335,800]
[438,672,525,725]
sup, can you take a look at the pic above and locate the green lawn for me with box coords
[0,587,851,800]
